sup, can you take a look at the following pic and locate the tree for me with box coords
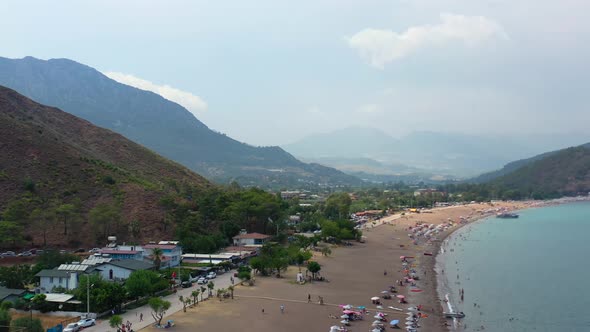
[237,271,251,283]
[200,286,206,301]
[0,309,10,332]
[31,294,50,313]
[227,285,234,299]
[308,261,321,279]
[191,290,200,305]
[151,248,164,270]
[149,297,171,326]
[109,315,122,329]
[11,317,43,332]
[89,203,121,240]
[0,221,23,248]
[126,270,167,299]
[30,208,55,247]
[179,295,187,312]
[207,281,215,297]
[249,257,267,275]
[55,203,78,235]
[0,265,33,289]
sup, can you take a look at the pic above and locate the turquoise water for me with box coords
[438,202,590,332]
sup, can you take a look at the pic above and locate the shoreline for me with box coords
[137,198,588,332]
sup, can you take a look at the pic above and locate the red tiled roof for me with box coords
[232,232,270,240]
[143,244,178,250]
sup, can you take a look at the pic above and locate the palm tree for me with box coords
[200,286,206,301]
[178,295,186,312]
[191,290,200,305]
[207,281,215,298]
[228,285,234,299]
[152,247,164,270]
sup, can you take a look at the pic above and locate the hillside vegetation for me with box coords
[0,86,211,248]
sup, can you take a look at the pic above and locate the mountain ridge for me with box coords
[0,56,361,188]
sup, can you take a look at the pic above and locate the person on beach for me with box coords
[262,307,265,314]
[140,313,143,321]
[308,294,311,303]
[280,304,285,314]
[384,270,387,276]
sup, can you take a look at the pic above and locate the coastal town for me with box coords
[0,189,570,332]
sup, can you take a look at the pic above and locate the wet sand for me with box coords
[143,202,529,332]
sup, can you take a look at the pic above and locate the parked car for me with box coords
[181,281,193,288]
[89,248,101,253]
[3,251,15,257]
[206,272,217,279]
[63,323,80,332]
[197,277,207,284]
[74,248,86,253]
[77,318,96,327]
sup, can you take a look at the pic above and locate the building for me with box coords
[35,269,79,292]
[232,231,271,246]
[143,243,182,268]
[94,260,154,281]
[0,287,26,303]
[98,248,143,260]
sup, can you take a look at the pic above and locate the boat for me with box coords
[444,311,466,318]
[496,212,519,219]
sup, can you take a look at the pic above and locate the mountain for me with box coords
[0,85,211,247]
[487,144,590,197]
[0,56,360,188]
[284,127,588,178]
[472,143,590,182]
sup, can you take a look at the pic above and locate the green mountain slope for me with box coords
[0,56,360,188]
[488,144,590,197]
[0,86,211,247]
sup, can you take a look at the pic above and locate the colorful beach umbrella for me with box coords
[390,320,400,325]
[396,295,405,299]
[371,296,380,301]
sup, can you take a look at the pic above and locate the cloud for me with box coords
[347,13,507,69]
[357,103,383,114]
[306,105,323,115]
[104,72,208,116]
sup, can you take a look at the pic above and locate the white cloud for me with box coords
[104,71,208,116]
[306,105,323,115]
[357,103,383,114]
[347,13,507,69]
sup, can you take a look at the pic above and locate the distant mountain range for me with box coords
[0,56,361,188]
[0,86,210,246]
[283,127,589,178]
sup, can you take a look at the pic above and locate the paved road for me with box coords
[86,271,235,332]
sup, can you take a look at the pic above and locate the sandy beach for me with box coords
[143,202,530,332]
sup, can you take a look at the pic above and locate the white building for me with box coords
[94,260,154,281]
[232,232,271,246]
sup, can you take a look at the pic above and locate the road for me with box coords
[86,270,235,332]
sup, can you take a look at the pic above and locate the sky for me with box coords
[1,0,590,146]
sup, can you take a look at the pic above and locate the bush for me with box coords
[237,271,251,281]
[12,299,26,310]
[237,266,251,273]
[11,317,43,332]
[0,302,11,310]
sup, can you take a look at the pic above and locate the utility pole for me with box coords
[86,274,90,316]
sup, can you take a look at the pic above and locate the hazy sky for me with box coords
[2,0,590,146]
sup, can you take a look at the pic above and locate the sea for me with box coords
[436,201,590,332]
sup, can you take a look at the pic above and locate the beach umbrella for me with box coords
[400,256,405,259]
[342,310,355,314]
[396,295,405,299]
[390,320,399,325]
[340,314,349,319]
[340,320,349,325]
[407,278,415,282]
[357,306,366,310]
[343,304,353,310]
[381,291,389,294]
[372,329,381,332]
[374,315,382,319]
[371,296,380,301]
[410,289,423,292]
